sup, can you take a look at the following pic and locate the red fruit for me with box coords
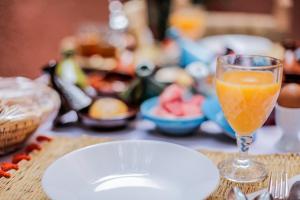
[182,103,201,117]
[154,106,175,118]
[163,101,184,116]
[159,84,184,106]
[155,84,205,118]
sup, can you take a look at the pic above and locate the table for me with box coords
[1,118,297,200]
[43,119,284,155]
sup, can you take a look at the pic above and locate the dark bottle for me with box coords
[146,0,171,41]
[120,62,164,105]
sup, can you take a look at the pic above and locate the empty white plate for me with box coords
[198,34,273,56]
[42,140,219,200]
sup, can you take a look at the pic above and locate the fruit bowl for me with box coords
[140,97,206,135]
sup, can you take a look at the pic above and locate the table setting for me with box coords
[0,0,300,200]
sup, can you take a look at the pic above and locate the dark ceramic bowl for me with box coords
[77,105,137,129]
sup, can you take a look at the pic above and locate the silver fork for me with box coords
[268,171,289,200]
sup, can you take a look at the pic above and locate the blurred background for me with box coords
[0,0,300,155]
[0,0,299,78]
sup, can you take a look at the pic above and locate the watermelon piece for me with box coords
[159,84,184,106]
[163,100,184,116]
[182,103,201,117]
[154,84,204,118]
[154,106,176,118]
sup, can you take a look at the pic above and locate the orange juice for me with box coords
[169,8,205,39]
[216,71,280,136]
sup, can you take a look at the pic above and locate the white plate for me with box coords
[198,34,273,55]
[42,140,219,200]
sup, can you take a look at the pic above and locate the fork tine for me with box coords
[279,171,289,200]
[272,172,277,198]
[268,171,289,200]
[268,172,273,194]
[274,171,279,199]
[279,171,284,199]
[284,172,289,199]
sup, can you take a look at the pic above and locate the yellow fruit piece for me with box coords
[89,98,128,119]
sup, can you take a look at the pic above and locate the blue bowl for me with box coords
[202,97,235,138]
[140,97,206,135]
[202,97,256,140]
[167,28,215,67]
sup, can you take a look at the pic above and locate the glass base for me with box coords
[218,158,267,183]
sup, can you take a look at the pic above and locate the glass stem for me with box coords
[235,135,253,167]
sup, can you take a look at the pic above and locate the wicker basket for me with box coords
[0,77,60,155]
[0,116,41,154]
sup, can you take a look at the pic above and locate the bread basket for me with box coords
[0,77,60,155]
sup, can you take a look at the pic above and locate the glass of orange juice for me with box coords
[216,55,283,182]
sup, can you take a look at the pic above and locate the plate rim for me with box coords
[42,139,220,200]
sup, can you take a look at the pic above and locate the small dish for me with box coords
[275,104,300,152]
[77,104,137,129]
[42,140,220,200]
[140,97,206,135]
[84,69,134,96]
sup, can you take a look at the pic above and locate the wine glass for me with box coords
[215,55,283,182]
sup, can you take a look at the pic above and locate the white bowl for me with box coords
[42,140,219,200]
[275,104,300,152]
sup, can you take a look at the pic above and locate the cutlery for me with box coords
[227,187,248,200]
[268,171,289,199]
[248,174,300,200]
[288,181,300,200]
[253,192,273,200]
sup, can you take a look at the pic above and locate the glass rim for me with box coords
[217,54,283,70]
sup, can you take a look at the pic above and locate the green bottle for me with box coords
[56,48,87,89]
[120,62,165,105]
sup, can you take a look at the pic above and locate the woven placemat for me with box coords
[0,136,299,200]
